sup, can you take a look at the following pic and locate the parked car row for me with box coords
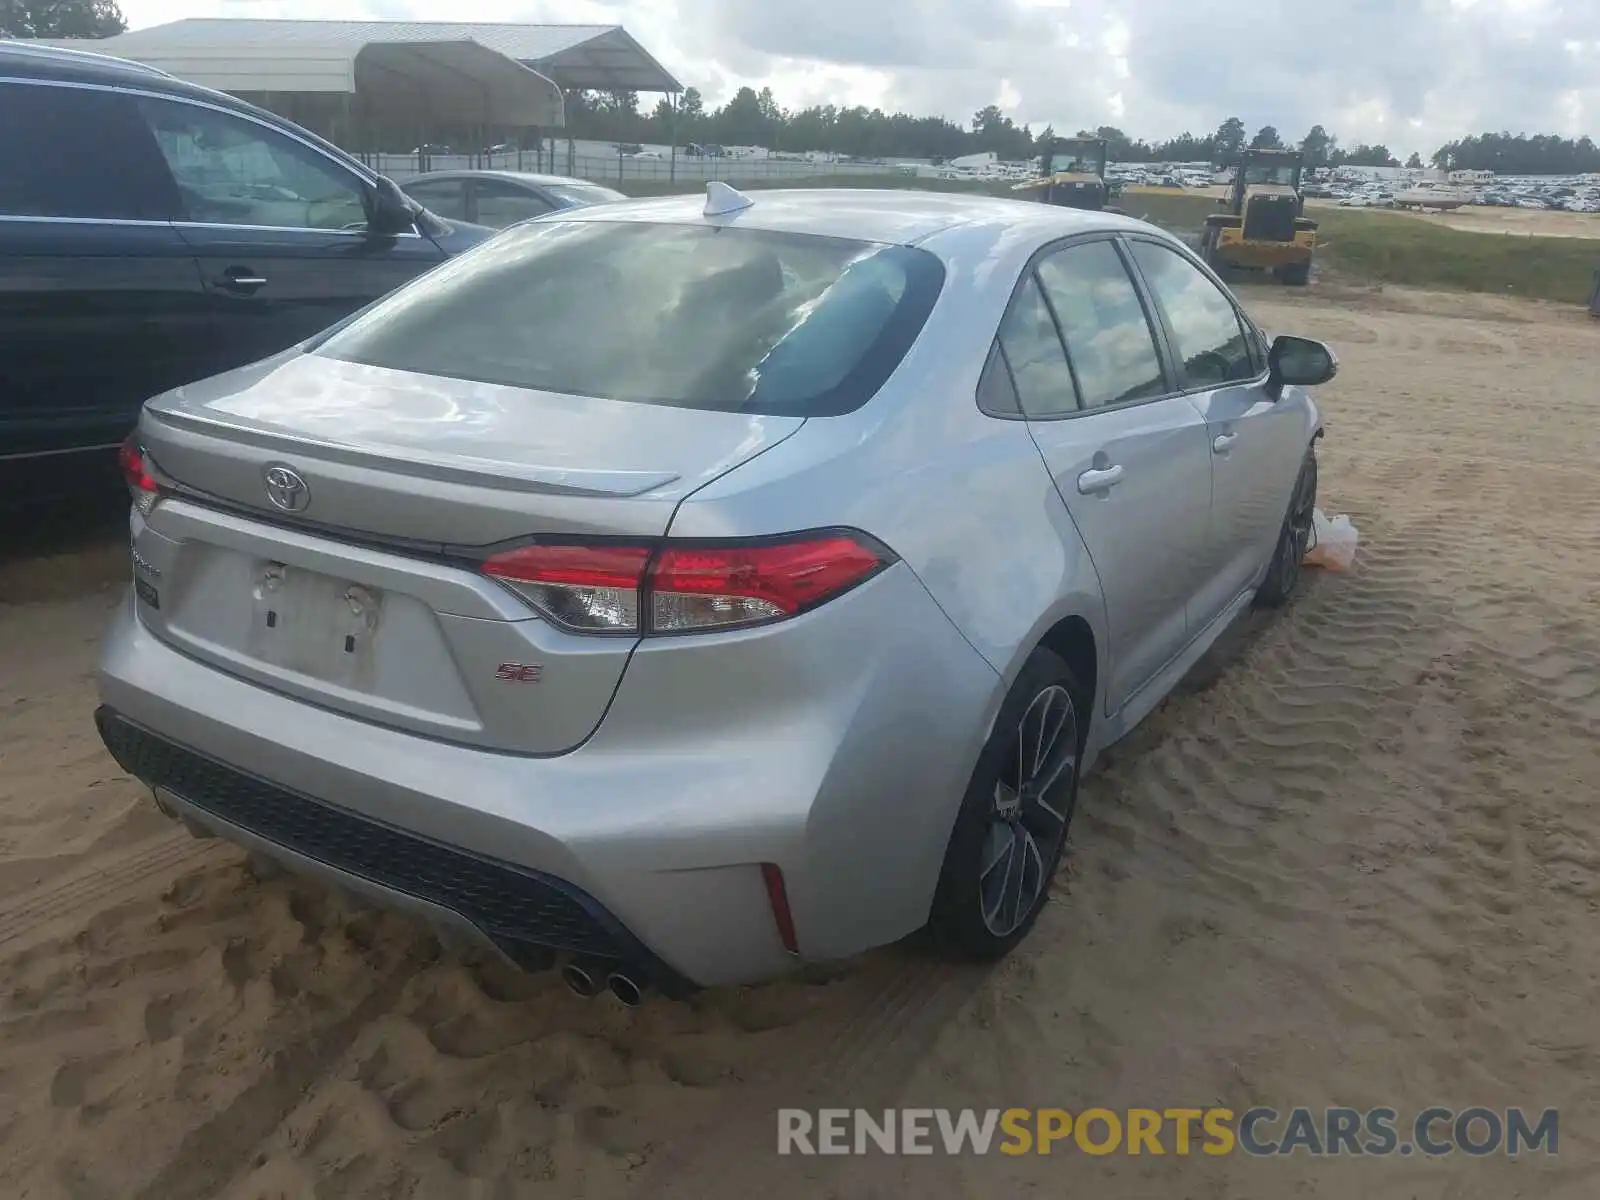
[1307,166,1600,213]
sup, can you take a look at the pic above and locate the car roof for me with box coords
[554,187,1151,248]
[0,39,172,81]
[404,170,621,190]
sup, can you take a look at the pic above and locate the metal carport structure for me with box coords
[42,19,683,174]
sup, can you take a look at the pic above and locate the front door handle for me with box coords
[1212,432,1238,454]
[1076,464,1125,495]
[215,269,268,293]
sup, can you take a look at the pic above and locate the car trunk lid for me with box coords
[129,352,803,754]
[140,352,803,545]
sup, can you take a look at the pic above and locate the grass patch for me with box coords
[615,175,1598,305]
[1309,210,1594,304]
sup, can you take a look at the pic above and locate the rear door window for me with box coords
[473,179,554,227]
[542,182,628,207]
[976,341,1022,416]
[995,276,1079,417]
[314,221,946,416]
[1034,241,1167,410]
[0,82,180,219]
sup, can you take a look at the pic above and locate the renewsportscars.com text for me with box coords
[777,1106,1558,1157]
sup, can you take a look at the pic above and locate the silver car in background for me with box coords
[97,188,1335,998]
[399,170,627,227]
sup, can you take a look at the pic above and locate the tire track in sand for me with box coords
[633,952,992,1197]
[637,511,1451,1195]
[0,830,223,955]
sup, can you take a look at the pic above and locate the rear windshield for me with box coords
[543,182,627,206]
[314,221,946,416]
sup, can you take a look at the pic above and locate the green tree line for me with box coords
[572,88,1596,176]
[1431,133,1600,175]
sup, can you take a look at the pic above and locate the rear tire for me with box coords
[926,648,1085,960]
[1255,448,1318,609]
[1276,259,1311,286]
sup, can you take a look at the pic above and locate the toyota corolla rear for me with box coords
[95,208,1002,991]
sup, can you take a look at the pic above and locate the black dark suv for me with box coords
[0,41,492,480]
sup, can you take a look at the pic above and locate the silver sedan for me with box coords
[400,169,626,227]
[97,186,1334,998]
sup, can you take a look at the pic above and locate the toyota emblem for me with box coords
[263,465,310,513]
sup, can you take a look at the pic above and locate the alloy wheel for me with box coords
[979,684,1078,937]
[1277,461,1317,596]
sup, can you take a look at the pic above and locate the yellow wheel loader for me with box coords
[1201,149,1317,285]
[1013,137,1119,212]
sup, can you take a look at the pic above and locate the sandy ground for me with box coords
[2,283,1598,1199]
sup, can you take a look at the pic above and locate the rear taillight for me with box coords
[482,544,651,634]
[118,435,160,516]
[649,537,888,632]
[479,530,892,636]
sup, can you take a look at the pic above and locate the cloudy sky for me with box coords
[120,0,1598,156]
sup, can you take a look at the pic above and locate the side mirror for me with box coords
[367,176,418,237]
[1267,335,1338,395]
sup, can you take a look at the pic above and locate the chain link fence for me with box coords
[362,148,925,186]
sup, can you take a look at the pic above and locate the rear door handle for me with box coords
[215,268,267,293]
[1076,464,1125,495]
[1212,432,1238,454]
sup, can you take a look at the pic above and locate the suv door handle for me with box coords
[1076,464,1125,495]
[1212,432,1238,454]
[215,269,267,293]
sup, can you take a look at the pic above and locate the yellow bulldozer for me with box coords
[1012,137,1118,212]
[1200,148,1317,285]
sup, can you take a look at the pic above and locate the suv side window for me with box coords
[0,82,180,220]
[995,275,1079,417]
[1128,240,1257,388]
[1035,240,1167,410]
[135,97,370,231]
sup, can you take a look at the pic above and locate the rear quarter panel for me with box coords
[662,215,1112,720]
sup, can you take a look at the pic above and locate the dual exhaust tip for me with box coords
[561,960,644,1006]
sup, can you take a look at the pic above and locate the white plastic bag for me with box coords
[1303,508,1359,571]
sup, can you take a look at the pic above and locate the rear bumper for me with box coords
[95,707,696,993]
[96,563,1001,988]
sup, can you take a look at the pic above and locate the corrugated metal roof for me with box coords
[79,19,681,92]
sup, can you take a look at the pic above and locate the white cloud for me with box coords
[118,0,1600,156]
